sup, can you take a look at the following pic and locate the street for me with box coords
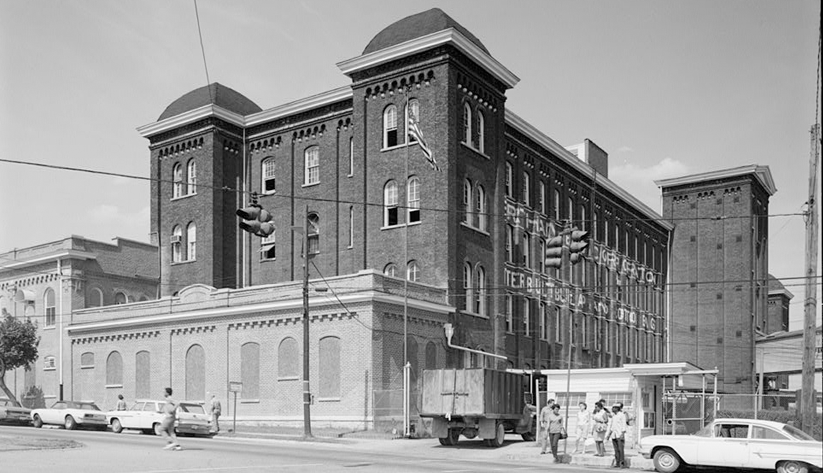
[0,425,613,473]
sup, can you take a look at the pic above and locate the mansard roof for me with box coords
[158,83,261,121]
[363,8,489,55]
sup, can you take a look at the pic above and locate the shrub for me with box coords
[21,385,46,409]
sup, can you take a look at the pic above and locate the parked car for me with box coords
[639,418,823,473]
[0,398,31,426]
[107,400,167,435]
[176,401,212,437]
[31,400,107,430]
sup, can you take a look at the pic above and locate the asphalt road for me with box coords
[0,425,616,473]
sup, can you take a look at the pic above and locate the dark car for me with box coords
[0,398,32,426]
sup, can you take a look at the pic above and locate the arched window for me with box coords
[185,344,205,401]
[278,337,299,379]
[407,176,420,223]
[523,172,531,207]
[384,263,397,277]
[135,351,150,399]
[114,291,127,305]
[307,213,320,255]
[463,103,472,145]
[186,222,196,261]
[463,262,472,311]
[425,341,437,370]
[172,163,183,198]
[553,189,561,220]
[171,225,182,263]
[463,179,472,223]
[407,260,419,283]
[405,99,419,143]
[87,287,104,308]
[505,162,513,198]
[44,288,56,327]
[383,105,398,148]
[262,157,276,193]
[475,185,486,231]
[539,181,547,215]
[477,110,485,153]
[383,180,398,226]
[241,342,260,399]
[474,265,486,315]
[304,146,319,185]
[506,225,514,263]
[540,238,546,273]
[106,351,123,386]
[318,337,341,399]
[186,159,196,195]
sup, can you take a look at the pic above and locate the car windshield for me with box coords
[783,424,816,441]
[69,402,100,411]
[178,403,205,414]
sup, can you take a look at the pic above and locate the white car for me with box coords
[107,400,167,435]
[639,418,822,473]
[31,400,108,431]
[176,402,212,437]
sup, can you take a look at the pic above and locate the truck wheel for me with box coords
[521,432,535,441]
[488,422,505,448]
[439,428,460,446]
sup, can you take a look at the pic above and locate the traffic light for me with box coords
[569,230,589,264]
[236,204,274,237]
[545,235,563,268]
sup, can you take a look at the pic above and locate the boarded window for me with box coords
[185,344,205,401]
[241,342,260,399]
[425,341,437,370]
[106,351,123,385]
[278,337,299,379]
[135,351,151,399]
[80,352,94,368]
[318,337,340,399]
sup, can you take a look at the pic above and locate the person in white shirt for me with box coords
[573,401,592,454]
[605,404,628,468]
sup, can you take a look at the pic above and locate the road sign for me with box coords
[229,381,243,393]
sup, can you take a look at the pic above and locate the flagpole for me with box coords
[403,85,410,438]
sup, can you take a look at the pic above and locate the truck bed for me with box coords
[420,368,524,419]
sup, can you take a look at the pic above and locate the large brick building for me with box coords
[658,165,776,394]
[63,8,673,426]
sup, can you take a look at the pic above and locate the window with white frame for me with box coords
[186,159,196,195]
[406,260,419,282]
[171,225,182,263]
[463,103,472,145]
[505,162,513,198]
[474,265,486,315]
[383,105,398,147]
[523,233,531,268]
[463,179,472,223]
[262,158,276,193]
[348,206,354,248]
[261,231,276,260]
[539,181,547,215]
[384,263,397,277]
[348,137,354,176]
[580,204,587,232]
[567,196,574,221]
[44,356,56,370]
[539,238,546,274]
[506,294,513,333]
[540,302,548,340]
[406,99,419,143]
[523,298,531,337]
[476,185,486,231]
[463,263,472,311]
[186,222,196,261]
[383,180,398,226]
[44,288,55,327]
[407,177,420,223]
[553,189,561,220]
[477,110,485,153]
[172,163,183,198]
[114,292,128,305]
[523,172,531,207]
[506,225,514,263]
[304,147,319,185]
[555,306,562,342]
[307,213,320,255]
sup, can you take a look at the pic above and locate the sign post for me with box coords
[229,381,242,433]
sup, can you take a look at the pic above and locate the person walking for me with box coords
[573,401,591,454]
[546,404,565,463]
[605,403,628,468]
[115,394,127,411]
[209,394,221,434]
[538,398,555,454]
[159,387,181,451]
[591,401,609,457]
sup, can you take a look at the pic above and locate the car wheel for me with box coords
[111,419,123,434]
[153,423,163,436]
[777,460,809,473]
[33,414,43,428]
[653,448,681,473]
[64,416,77,430]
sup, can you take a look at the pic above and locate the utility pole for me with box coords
[801,123,820,434]
[302,205,313,439]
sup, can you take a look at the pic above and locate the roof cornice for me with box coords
[655,164,777,196]
[245,86,353,128]
[337,28,519,89]
[505,110,673,231]
[0,250,97,272]
[136,104,247,138]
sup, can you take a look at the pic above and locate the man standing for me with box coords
[115,394,127,411]
[538,398,555,454]
[605,404,627,468]
[209,394,221,434]
[159,387,181,451]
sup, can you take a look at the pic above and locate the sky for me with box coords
[0,1,820,329]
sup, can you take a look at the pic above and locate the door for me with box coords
[44,402,66,424]
[748,425,791,470]
[698,422,750,468]
[120,402,144,429]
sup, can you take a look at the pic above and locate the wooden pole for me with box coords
[303,205,313,438]
[801,123,820,434]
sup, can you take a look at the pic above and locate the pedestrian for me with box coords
[209,393,221,433]
[573,401,591,454]
[115,394,127,411]
[159,387,181,451]
[591,401,609,457]
[546,404,565,463]
[538,398,555,454]
[605,403,628,468]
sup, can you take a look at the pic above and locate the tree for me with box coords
[0,314,39,404]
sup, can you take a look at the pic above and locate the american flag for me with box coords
[408,117,440,171]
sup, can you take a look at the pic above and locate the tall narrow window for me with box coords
[171,225,182,263]
[278,338,299,379]
[477,110,485,153]
[553,189,561,220]
[106,351,123,386]
[539,238,546,274]
[580,205,587,232]
[186,159,196,195]
[241,342,260,399]
[262,158,276,193]
[463,179,472,223]
[476,185,486,231]
[506,225,514,263]
[44,288,56,327]
[505,162,513,198]
[186,222,196,261]
[172,163,183,198]
[407,260,419,282]
[539,181,547,215]
[523,172,531,207]
[383,105,398,147]
[135,351,150,399]
[463,103,472,145]
[540,302,548,340]
[568,196,574,221]
[506,294,513,333]
[304,147,319,185]
[348,137,354,176]
[555,307,562,342]
[319,337,341,398]
[261,231,276,260]
[307,213,320,255]
[407,177,420,223]
[463,263,472,311]
[524,298,531,337]
[474,265,486,316]
[348,206,354,248]
[523,233,531,268]
[185,344,205,401]
[405,99,419,143]
[383,180,398,226]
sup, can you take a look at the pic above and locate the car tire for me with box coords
[777,460,809,473]
[33,414,43,428]
[153,423,163,436]
[111,419,123,434]
[64,416,77,430]
[653,448,681,473]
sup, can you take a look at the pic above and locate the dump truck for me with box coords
[420,368,536,447]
